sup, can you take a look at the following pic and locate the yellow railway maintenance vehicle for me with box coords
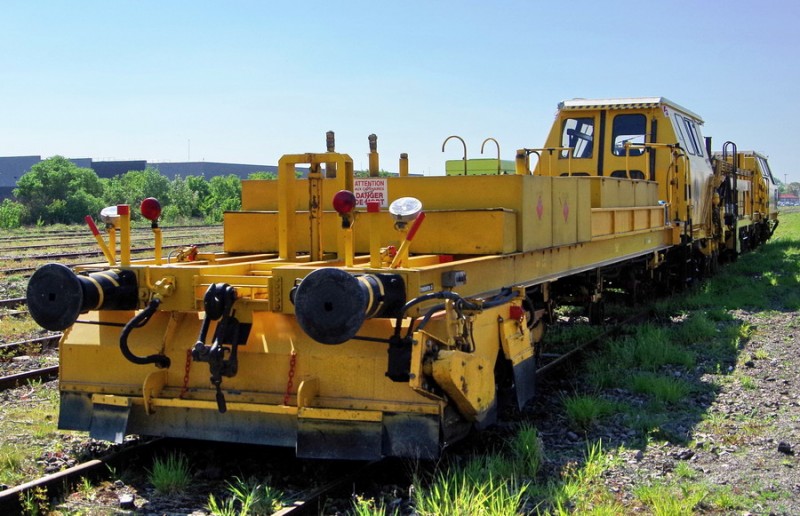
[712,147,779,256]
[27,97,778,460]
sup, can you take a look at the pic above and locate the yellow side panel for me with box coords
[591,210,613,237]
[387,175,527,211]
[551,177,591,246]
[634,181,659,206]
[632,208,650,231]
[519,176,553,251]
[591,207,665,238]
[224,209,517,255]
[589,177,623,208]
[60,311,175,392]
[577,179,591,242]
[224,212,278,252]
[241,180,278,211]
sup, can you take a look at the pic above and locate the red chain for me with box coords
[283,350,297,406]
[179,349,192,399]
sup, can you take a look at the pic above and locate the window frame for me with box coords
[611,113,647,157]
[560,117,595,159]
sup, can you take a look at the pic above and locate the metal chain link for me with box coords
[283,350,297,406]
[179,349,192,399]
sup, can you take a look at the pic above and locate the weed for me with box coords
[147,452,191,494]
[628,372,691,404]
[206,476,284,515]
[562,393,618,431]
[207,493,239,516]
[412,469,527,516]
[739,374,757,390]
[507,423,544,478]
[634,481,707,515]
[707,484,749,511]
[77,476,94,499]
[350,494,395,515]
[670,312,717,347]
[19,486,48,516]
[673,461,696,479]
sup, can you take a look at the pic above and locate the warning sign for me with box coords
[354,178,388,208]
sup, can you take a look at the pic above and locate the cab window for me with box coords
[673,113,704,157]
[560,117,594,158]
[612,114,646,156]
[757,156,774,183]
[684,118,704,157]
[673,114,692,154]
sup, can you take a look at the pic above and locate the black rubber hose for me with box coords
[396,287,516,337]
[119,298,171,368]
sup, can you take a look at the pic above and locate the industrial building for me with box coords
[0,156,278,201]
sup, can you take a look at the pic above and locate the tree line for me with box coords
[0,156,278,229]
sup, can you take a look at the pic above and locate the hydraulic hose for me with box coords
[119,298,171,368]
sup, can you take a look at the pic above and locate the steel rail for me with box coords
[0,240,225,275]
[0,335,61,354]
[0,224,222,243]
[0,232,222,253]
[0,240,223,262]
[0,297,26,309]
[535,311,649,377]
[274,459,390,515]
[0,438,166,514]
[0,366,59,391]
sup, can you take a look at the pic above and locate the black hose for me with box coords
[397,287,517,337]
[119,298,171,368]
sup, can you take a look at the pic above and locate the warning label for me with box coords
[354,178,388,208]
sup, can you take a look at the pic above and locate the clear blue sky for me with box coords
[2,1,798,182]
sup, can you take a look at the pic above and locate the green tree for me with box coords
[0,199,25,229]
[167,175,199,219]
[248,171,277,180]
[13,156,105,224]
[354,169,394,178]
[184,175,210,217]
[201,174,241,223]
[103,167,171,208]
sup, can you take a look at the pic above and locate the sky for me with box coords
[2,0,799,182]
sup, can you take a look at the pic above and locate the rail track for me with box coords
[0,439,167,515]
[0,230,223,254]
[0,335,61,392]
[0,240,224,263]
[0,224,222,245]
[0,366,59,391]
[0,297,26,309]
[0,240,224,276]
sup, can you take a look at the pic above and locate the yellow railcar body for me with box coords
[27,97,777,459]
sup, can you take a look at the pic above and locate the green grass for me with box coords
[627,372,692,404]
[0,388,61,487]
[410,423,544,515]
[412,468,528,515]
[147,452,192,495]
[207,475,285,516]
[634,481,709,515]
[562,394,618,431]
[526,212,800,512]
[529,440,623,514]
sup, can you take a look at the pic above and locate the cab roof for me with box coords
[558,97,704,123]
